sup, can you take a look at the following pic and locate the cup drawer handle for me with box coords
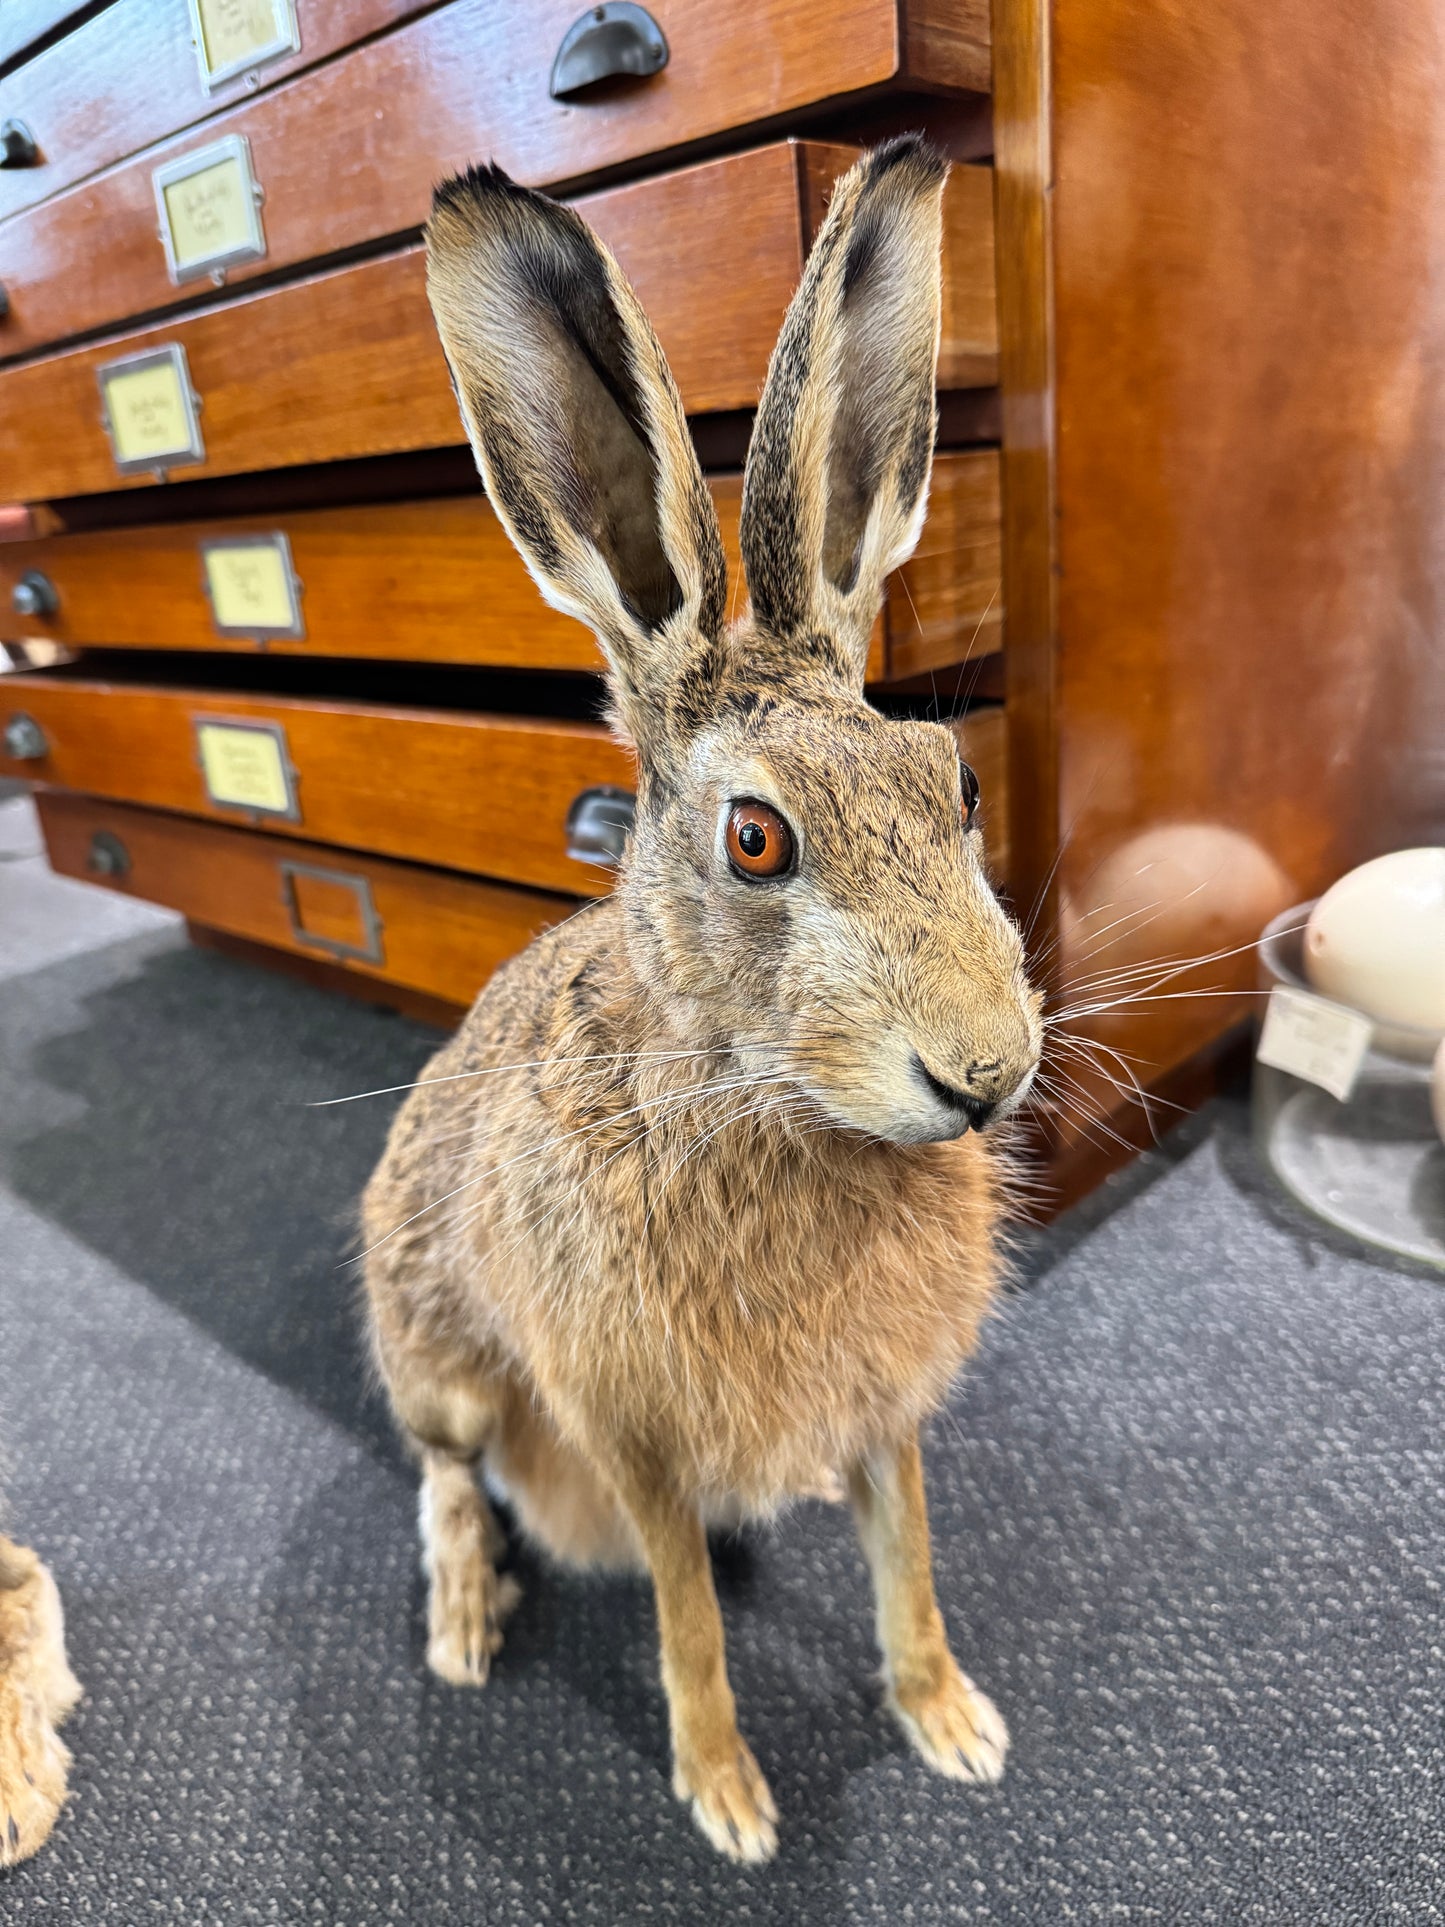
[0,120,38,169]
[565,785,635,866]
[550,4,668,99]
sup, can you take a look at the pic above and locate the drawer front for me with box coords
[0,457,1003,678]
[35,790,573,1008]
[0,0,432,223]
[0,145,996,499]
[0,0,89,68]
[0,4,989,357]
[1,677,635,895]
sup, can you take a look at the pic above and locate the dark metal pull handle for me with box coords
[87,830,130,879]
[0,120,38,168]
[550,4,668,99]
[565,785,635,866]
[3,712,47,760]
[12,570,58,619]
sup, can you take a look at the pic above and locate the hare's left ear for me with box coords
[425,165,727,769]
[740,137,947,689]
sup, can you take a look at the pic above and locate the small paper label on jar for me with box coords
[1257,984,1373,1102]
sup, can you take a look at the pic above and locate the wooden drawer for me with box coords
[0,0,986,342]
[35,789,572,1009]
[0,143,996,499]
[0,0,90,69]
[0,0,433,223]
[0,671,635,895]
[0,452,1000,679]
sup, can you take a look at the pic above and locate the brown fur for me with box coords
[365,137,1043,1861]
[0,1537,80,1868]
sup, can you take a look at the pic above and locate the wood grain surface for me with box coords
[37,788,574,1007]
[0,451,998,676]
[1027,0,1445,1155]
[0,0,433,221]
[0,143,997,500]
[0,1,991,357]
[2,672,635,894]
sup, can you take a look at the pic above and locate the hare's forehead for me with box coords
[686,710,962,832]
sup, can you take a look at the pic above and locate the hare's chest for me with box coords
[618,1153,1000,1496]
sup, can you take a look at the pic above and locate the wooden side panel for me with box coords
[36,789,573,1008]
[0,675,635,894]
[0,0,432,220]
[990,0,1059,964]
[0,454,1015,675]
[1047,0,1445,1143]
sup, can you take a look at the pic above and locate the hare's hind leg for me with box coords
[367,1279,520,1687]
[418,1448,521,1686]
[848,1431,1009,1785]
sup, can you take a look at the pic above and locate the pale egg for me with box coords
[1304,848,1445,1053]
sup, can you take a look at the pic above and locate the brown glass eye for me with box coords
[725,800,795,879]
[959,760,981,828]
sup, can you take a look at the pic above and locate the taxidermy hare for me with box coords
[0,1536,80,1867]
[363,135,1041,1862]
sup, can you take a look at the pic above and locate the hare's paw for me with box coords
[420,1468,520,1687]
[891,1660,1009,1785]
[0,1701,70,1867]
[426,1559,520,1688]
[673,1738,779,1864]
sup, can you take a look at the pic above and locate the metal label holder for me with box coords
[97,343,206,479]
[199,531,305,642]
[193,714,301,822]
[280,861,385,965]
[189,0,300,91]
[153,133,267,285]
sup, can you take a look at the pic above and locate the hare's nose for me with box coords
[911,1056,998,1131]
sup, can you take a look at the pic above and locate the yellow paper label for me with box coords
[102,360,195,464]
[195,0,291,77]
[204,541,299,633]
[162,155,256,272]
[196,722,293,815]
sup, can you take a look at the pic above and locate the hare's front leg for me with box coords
[848,1431,1009,1784]
[610,1456,778,1863]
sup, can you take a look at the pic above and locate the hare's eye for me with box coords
[725,800,795,880]
[959,761,981,828]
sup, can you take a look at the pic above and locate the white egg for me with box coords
[1304,848,1445,1051]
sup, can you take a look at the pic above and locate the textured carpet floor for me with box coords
[0,797,1441,1923]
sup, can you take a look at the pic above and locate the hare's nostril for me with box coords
[912,1056,997,1131]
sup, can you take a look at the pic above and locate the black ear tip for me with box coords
[863,133,948,190]
[430,160,533,222]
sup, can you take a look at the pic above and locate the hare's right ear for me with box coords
[740,137,947,690]
[425,166,727,766]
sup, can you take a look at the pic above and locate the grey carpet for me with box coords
[1,800,1442,1923]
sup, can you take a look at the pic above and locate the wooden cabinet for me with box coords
[13,0,1422,1203]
